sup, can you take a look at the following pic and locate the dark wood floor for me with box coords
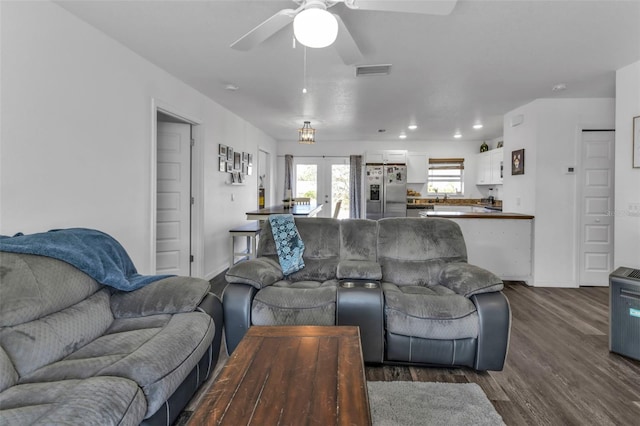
[205,277,640,425]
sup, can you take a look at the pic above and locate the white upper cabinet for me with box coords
[365,150,407,164]
[476,148,504,185]
[406,153,427,183]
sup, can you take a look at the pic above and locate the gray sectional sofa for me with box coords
[224,217,511,371]
[0,252,223,426]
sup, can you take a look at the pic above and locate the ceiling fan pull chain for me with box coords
[302,47,308,94]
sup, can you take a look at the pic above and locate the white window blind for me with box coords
[427,158,464,194]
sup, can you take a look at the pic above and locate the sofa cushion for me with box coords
[0,346,18,393]
[339,219,378,261]
[226,257,284,289]
[383,283,479,340]
[110,276,211,318]
[0,376,146,426]
[0,252,102,327]
[18,312,215,418]
[252,280,337,326]
[259,218,341,281]
[336,260,382,280]
[377,218,468,286]
[0,289,114,377]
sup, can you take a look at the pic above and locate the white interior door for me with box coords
[156,122,191,275]
[293,157,349,218]
[578,131,614,286]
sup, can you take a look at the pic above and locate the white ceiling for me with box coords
[55,0,640,143]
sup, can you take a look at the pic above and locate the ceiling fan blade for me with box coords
[333,14,363,65]
[230,9,295,51]
[345,0,458,15]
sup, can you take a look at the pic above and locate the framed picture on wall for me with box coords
[219,157,226,172]
[227,147,234,162]
[511,149,525,175]
[248,154,253,166]
[234,152,242,170]
[633,115,640,168]
[218,144,227,157]
[226,162,233,173]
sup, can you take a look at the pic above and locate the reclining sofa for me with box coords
[224,217,510,371]
[0,251,223,426]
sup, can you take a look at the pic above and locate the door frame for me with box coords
[574,127,615,287]
[150,98,203,277]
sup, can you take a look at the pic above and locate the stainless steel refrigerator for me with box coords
[365,164,407,220]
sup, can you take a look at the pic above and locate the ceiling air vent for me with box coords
[356,64,392,77]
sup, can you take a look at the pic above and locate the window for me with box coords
[427,158,464,195]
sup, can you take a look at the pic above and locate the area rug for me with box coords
[367,381,505,426]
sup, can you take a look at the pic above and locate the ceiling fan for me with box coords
[230,0,458,65]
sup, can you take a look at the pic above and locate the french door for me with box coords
[293,157,349,218]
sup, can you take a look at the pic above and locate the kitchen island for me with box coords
[420,210,534,283]
[245,203,323,221]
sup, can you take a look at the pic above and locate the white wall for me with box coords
[614,61,640,269]
[0,1,277,278]
[504,98,616,287]
[275,139,489,202]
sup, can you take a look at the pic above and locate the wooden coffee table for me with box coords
[188,326,371,425]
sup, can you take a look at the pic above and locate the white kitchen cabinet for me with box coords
[365,150,407,164]
[491,148,504,184]
[406,153,427,183]
[476,148,503,185]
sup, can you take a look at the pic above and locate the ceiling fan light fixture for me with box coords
[293,8,338,48]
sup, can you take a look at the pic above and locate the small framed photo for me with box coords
[242,164,248,175]
[218,157,226,172]
[218,144,227,157]
[234,151,241,170]
[248,165,253,176]
[633,115,640,168]
[512,149,525,175]
[248,154,253,166]
[243,152,249,163]
[226,162,233,172]
[227,147,234,161]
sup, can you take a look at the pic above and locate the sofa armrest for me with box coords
[472,291,511,371]
[337,260,382,281]
[225,257,283,289]
[110,276,210,318]
[438,262,503,297]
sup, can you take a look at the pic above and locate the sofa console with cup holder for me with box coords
[224,217,511,371]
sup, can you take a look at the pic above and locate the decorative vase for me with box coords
[480,141,489,152]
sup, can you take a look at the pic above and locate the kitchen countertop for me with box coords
[419,211,534,219]
[407,202,503,211]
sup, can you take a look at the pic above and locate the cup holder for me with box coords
[340,281,379,289]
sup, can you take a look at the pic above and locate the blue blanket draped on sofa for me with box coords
[268,214,305,276]
[0,228,171,291]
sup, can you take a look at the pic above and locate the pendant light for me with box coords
[298,121,316,144]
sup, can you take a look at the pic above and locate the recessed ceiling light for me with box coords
[399,134,407,139]
[408,124,418,130]
[454,132,462,139]
[224,83,239,91]
[552,83,567,92]
[473,123,483,129]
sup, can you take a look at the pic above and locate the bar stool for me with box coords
[229,221,262,268]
